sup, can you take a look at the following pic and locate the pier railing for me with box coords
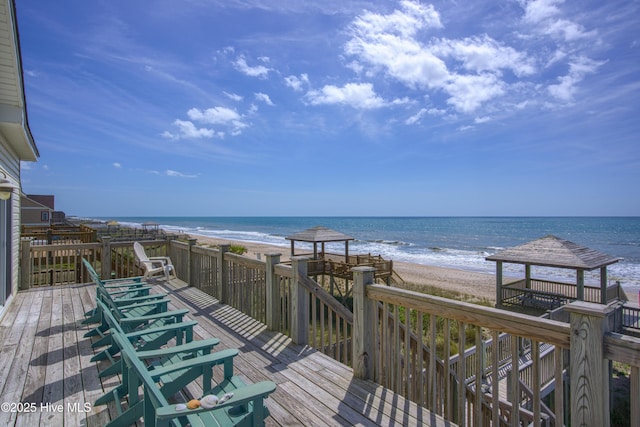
[20,238,640,426]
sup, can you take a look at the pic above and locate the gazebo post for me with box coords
[345,241,349,263]
[290,240,295,257]
[525,264,531,289]
[577,269,585,301]
[496,261,503,307]
[600,267,607,304]
[313,242,318,259]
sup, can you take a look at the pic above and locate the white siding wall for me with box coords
[0,135,21,309]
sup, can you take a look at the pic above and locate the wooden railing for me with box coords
[503,278,624,309]
[21,224,97,245]
[20,239,640,426]
[352,266,640,426]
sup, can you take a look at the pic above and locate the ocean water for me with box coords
[99,216,640,294]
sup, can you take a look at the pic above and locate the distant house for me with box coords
[21,195,52,226]
[0,1,40,317]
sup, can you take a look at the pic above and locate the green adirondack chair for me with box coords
[95,299,221,405]
[94,299,217,376]
[106,330,276,427]
[82,258,167,324]
[89,297,192,363]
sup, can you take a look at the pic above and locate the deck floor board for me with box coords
[0,281,452,426]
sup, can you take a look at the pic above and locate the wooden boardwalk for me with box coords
[0,281,452,426]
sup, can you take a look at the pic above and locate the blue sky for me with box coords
[16,0,640,216]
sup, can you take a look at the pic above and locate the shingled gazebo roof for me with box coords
[285,226,354,243]
[485,235,621,271]
[285,226,354,260]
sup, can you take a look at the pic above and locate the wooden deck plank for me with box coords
[40,287,65,426]
[71,285,111,427]
[15,289,52,427]
[0,281,452,427]
[62,286,85,427]
[0,289,43,426]
[154,278,452,427]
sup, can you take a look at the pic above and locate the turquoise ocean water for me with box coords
[100,217,640,294]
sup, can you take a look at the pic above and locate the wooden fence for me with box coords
[20,238,640,426]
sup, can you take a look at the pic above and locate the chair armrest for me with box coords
[148,349,239,380]
[116,298,171,311]
[110,293,167,306]
[124,320,198,339]
[120,309,189,325]
[104,285,152,296]
[135,338,220,359]
[101,276,145,285]
[155,381,276,420]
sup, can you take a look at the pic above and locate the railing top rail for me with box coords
[604,331,640,366]
[367,284,571,347]
[29,242,101,251]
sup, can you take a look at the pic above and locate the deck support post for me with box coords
[600,267,607,304]
[577,269,585,301]
[20,238,31,290]
[186,238,197,285]
[566,301,615,427]
[265,253,281,331]
[101,236,112,279]
[353,266,376,380]
[495,261,503,308]
[291,256,309,345]
[218,244,230,304]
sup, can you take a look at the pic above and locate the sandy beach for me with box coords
[185,233,639,306]
[187,233,502,304]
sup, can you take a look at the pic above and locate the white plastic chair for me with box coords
[133,241,175,280]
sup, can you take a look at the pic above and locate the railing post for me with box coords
[217,244,230,304]
[566,301,615,427]
[101,236,112,279]
[187,238,197,285]
[265,253,281,331]
[20,238,32,291]
[291,256,309,345]
[353,266,376,380]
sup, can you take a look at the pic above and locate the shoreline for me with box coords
[183,232,639,306]
[186,233,505,304]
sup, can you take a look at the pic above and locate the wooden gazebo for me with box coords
[486,235,622,309]
[285,226,354,262]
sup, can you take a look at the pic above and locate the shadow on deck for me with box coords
[0,280,451,426]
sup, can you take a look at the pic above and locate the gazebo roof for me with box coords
[486,235,621,270]
[285,226,354,243]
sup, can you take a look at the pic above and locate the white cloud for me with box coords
[166,170,198,178]
[548,56,605,101]
[434,35,535,77]
[188,107,242,125]
[344,1,513,113]
[405,106,447,125]
[405,108,427,125]
[446,73,505,113]
[113,162,122,168]
[284,73,309,91]
[223,91,243,102]
[233,55,271,79]
[305,82,386,109]
[162,119,216,140]
[254,92,275,106]
[521,0,597,41]
[185,106,248,135]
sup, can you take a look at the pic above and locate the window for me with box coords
[41,211,50,222]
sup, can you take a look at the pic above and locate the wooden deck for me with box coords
[0,280,451,426]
